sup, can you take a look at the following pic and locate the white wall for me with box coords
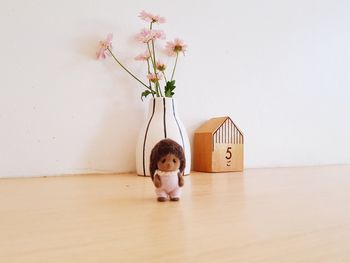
[1,0,349,177]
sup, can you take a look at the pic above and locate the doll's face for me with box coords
[157,153,181,172]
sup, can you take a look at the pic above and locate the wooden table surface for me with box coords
[1,165,350,262]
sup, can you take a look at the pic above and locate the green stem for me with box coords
[151,40,162,96]
[151,41,157,69]
[147,43,156,71]
[107,48,152,92]
[149,22,162,97]
[156,82,163,97]
[146,59,155,97]
[146,43,159,97]
[162,72,168,83]
[171,52,179,81]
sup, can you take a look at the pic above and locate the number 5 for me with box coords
[225,147,232,160]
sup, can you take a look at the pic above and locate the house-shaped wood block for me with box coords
[193,116,244,172]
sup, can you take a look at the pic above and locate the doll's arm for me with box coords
[153,173,162,188]
[178,171,184,187]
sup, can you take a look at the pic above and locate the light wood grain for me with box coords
[212,144,243,172]
[194,117,243,172]
[193,132,212,171]
[1,166,350,262]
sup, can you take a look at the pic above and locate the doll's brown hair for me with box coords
[149,139,186,179]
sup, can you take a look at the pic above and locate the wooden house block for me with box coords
[194,117,244,172]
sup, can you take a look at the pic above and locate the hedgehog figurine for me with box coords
[149,139,185,202]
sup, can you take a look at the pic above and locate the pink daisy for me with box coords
[156,60,166,71]
[96,33,113,59]
[136,29,166,43]
[138,10,166,24]
[134,51,151,61]
[165,38,187,57]
[147,73,163,83]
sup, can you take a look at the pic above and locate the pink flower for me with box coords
[134,51,151,61]
[138,10,166,24]
[147,73,162,83]
[136,29,166,43]
[165,38,187,57]
[156,60,166,71]
[96,33,113,59]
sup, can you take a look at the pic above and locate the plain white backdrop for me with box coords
[1,0,349,177]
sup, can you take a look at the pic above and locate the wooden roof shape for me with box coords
[195,116,244,145]
[194,116,244,172]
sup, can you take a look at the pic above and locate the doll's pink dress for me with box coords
[154,169,181,199]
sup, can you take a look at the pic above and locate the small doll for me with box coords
[149,139,186,202]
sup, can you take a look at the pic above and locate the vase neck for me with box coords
[147,97,179,117]
[149,97,176,108]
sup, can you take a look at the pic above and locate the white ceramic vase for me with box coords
[136,97,191,176]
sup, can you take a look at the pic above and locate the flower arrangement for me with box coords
[97,11,187,100]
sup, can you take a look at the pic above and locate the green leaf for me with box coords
[164,80,176,97]
[141,90,154,101]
